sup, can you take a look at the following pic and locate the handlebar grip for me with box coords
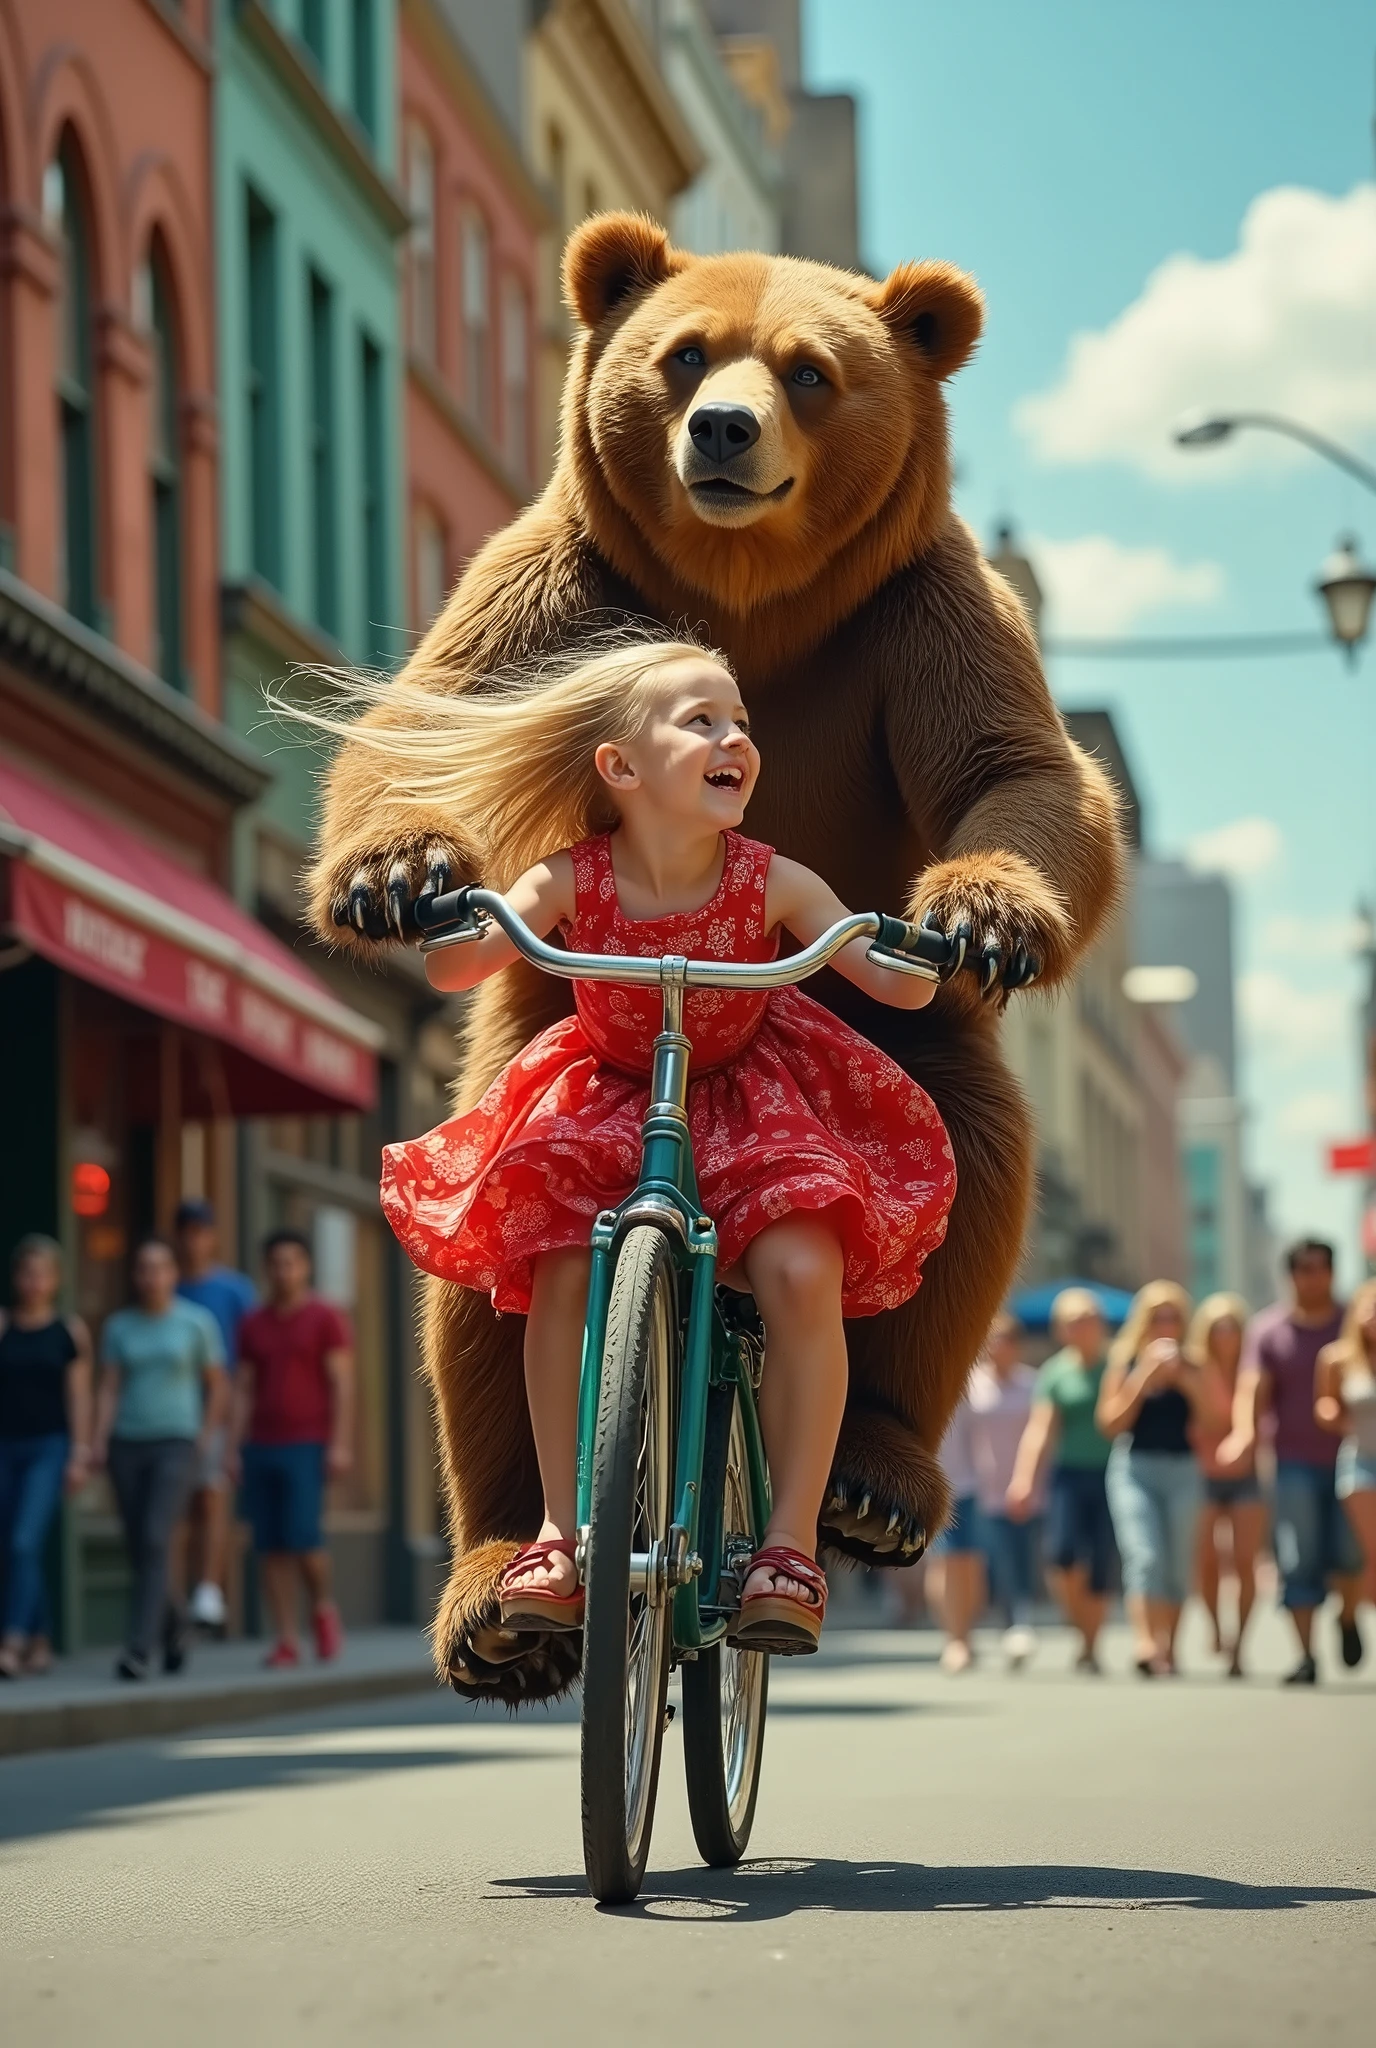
[872,913,957,971]
[413,886,480,934]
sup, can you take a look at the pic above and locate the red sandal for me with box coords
[731,1544,827,1654]
[498,1538,585,1633]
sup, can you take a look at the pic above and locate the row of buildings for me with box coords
[0,0,858,1646]
[987,530,1277,1319]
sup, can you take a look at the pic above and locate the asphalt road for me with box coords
[2,1601,1373,2048]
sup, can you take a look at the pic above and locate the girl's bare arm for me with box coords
[764,855,938,1011]
[424,853,577,993]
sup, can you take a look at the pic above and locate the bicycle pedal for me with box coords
[663,1703,676,1730]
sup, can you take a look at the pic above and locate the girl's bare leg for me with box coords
[737,1217,849,1606]
[1228,1501,1265,1670]
[508,1247,591,1597]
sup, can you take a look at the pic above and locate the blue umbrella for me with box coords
[1009,1277,1135,1334]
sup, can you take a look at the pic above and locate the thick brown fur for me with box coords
[309,216,1124,1701]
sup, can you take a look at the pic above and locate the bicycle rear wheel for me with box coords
[682,1386,769,1865]
[580,1226,678,1903]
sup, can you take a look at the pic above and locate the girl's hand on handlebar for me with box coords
[421,856,575,993]
[764,857,939,1011]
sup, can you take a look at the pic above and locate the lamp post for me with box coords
[1174,411,1376,662]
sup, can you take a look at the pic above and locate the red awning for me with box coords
[0,758,380,1112]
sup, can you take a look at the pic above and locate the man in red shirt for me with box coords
[232,1231,354,1666]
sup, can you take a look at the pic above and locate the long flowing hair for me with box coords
[1184,1291,1250,1373]
[1329,1277,1376,1372]
[1108,1279,1193,1373]
[272,625,731,886]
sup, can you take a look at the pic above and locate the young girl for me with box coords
[325,633,956,1651]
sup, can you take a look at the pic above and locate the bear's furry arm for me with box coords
[307,486,611,945]
[881,518,1124,991]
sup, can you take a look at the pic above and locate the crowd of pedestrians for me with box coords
[929,1240,1376,1682]
[0,1208,353,1681]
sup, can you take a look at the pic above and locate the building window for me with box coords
[246,187,281,588]
[351,0,376,141]
[147,250,182,689]
[301,0,326,67]
[360,332,386,661]
[51,137,97,628]
[460,205,490,430]
[308,270,337,636]
[406,122,436,363]
[413,504,446,631]
[500,274,529,481]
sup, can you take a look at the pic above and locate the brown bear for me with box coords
[310,214,1122,1702]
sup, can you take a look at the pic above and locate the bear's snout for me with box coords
[687,401,761,466]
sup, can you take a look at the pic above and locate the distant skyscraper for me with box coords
[1135,860,1238,1092]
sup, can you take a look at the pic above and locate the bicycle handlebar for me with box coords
[414,886,949,987]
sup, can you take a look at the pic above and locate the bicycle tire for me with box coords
[580,1225,678,1903]
[682,1386,769,1865]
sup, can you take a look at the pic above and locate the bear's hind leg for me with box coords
[819,1020,1033,1566]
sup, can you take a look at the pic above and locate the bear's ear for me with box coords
[563,211,686,329]
[868,261,984,380]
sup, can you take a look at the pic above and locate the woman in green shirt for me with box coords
[1007,1288,1115,1672]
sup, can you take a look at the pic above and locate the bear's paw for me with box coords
[308,828,481,949]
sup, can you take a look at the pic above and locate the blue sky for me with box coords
[806,0,1376,1278]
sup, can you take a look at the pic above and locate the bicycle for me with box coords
[415,883,954,1903]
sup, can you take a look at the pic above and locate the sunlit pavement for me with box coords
[2,1599,1372,2047]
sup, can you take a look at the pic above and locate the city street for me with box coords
[3,1604,1372,2047]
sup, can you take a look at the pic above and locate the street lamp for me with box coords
[1316,537,1376,666]
[1174,410,1376,494]
[1174,410,1376,663]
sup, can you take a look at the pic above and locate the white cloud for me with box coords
[1015,184,1376,478]
[1186,816,1283,880]
[1029,533,1223,635]
[1275,1089,1352,1140]
[1259,911,1370,962]
[1238,969,1353,1060]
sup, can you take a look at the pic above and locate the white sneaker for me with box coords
[190,1581,226,1630]
[1003,1625,1035,1669]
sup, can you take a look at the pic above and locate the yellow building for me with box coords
[525,0,701,476]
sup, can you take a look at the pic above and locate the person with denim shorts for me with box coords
[1007,1288,1115,1673]
[1222,1239,1362,1685]
[1097,1282,1227,1677]
[232,1231,354,1668]
[1189,1294,1265,1676]
[1314,1277,1376,1614]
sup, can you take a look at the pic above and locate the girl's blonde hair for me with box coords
[274,625,732,886]
[1108,1279,1193,1373]
[1184,1291,1250,1370]
[1330,1277,1376,1372]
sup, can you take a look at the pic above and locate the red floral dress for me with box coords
[381,831,956,1315]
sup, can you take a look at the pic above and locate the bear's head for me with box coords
[561,213,984,624]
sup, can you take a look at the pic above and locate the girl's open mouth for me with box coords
[706,767,744,790]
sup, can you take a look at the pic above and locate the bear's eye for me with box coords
[673,345,707,369]
[791,364,824,388]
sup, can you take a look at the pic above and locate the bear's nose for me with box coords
[687,402,761,466]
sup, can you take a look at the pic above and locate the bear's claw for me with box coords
[819,1472,928,1567]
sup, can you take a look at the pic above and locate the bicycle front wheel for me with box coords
[580,1226,678,1903]
[682,1386,769,1865]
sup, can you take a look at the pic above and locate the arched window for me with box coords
[146,246,183,688]
[49,135,97,627]
[459,204,490,430]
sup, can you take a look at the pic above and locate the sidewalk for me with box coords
[0,1628,438,1757]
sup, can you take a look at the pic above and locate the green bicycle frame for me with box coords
[573,968,771,1656]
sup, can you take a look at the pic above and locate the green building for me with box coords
[213,0,446,1627]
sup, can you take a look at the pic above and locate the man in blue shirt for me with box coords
[175,1199,255,1633]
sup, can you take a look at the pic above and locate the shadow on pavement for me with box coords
[493,1857,1376,1919]
[0,1689,560,1845]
